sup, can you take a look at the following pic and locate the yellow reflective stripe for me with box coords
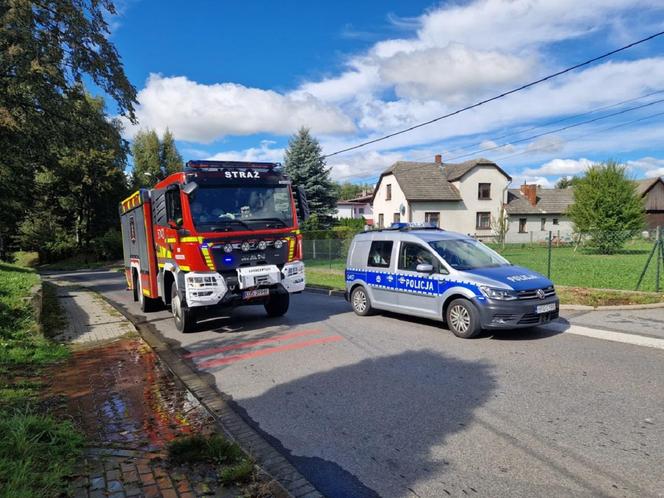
[201,247,215,271]
[157,263,165,268]
[166,237,177,243]
[181,236,201,243]
[179,265,191,272]
[121,190,140,206]
[142,289,150,296]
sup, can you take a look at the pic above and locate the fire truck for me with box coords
[119,160,309,332]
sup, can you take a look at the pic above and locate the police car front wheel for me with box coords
[351,286,373,316]
[445,298,481,339]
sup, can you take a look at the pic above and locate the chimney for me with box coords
[434,154,442,164]
[520,183,538,207]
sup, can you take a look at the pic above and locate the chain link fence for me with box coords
[302,227,664,292]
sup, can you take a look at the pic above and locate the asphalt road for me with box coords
[46,270,664,498]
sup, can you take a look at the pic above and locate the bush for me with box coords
[91,229,123,261]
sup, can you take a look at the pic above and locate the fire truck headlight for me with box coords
[223,243,233,253]
[258,240,267,250]
[241,241,251,252]
[274,239,284,249]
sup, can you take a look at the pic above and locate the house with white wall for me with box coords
[372,156,511,235]
[333,194,373,224]
[505,184,575,242]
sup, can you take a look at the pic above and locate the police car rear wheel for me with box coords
[171,284,196,333]
[351,287,373,316]
[446,299,481,339]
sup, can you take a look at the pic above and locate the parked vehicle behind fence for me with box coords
[119,160,309,332]
[345,224,559,338]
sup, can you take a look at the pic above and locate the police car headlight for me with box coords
[479,286,517,300]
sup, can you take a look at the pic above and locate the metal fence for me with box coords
[302,228,664,292]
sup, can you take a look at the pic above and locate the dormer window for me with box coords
[478,183,491,200]
[386,183,392,200]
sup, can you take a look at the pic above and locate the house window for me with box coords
[367,241,393,268]
[386,184,392,201]
[541,218,546,231]
[425,212,440,227]
[358,207,365,214]
[476,212,491,230]
[519,218,527,233]
[393,212,401,223]
[553,218,559,225]
[378,213,384,228]
[478,183,491,200]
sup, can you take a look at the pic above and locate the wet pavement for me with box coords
[42,278,275,498]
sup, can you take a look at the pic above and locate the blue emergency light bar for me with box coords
[186,160,281,170]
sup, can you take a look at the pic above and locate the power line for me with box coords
[406,89,664,163]
[492,109,664,162]
[322,30,664,158]
[444,95,664,161]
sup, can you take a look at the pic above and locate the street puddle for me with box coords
[43,338,214,451]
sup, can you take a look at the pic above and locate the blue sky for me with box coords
[109,0,664,187]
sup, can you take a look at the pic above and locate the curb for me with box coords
[305,285,345,298]
[96,294,322,498]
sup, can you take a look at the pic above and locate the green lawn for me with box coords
[304,238,664,305]
[0,262,82,497]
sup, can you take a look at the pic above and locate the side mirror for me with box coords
[182,181,198,195]
[295,185,310,222]
[416,263,434,273]
[168,219,181,229]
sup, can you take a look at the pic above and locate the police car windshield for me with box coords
[189,186,293,231]
[428,238,510,270]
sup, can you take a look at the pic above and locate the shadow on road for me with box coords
[231,349,497,498]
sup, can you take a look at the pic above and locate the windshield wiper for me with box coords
[249,217,288,227]
[200,219,252,231]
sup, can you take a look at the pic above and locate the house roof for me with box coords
[635,177,664,196]
[374,158,510,202]
[506,188,575,215]
[337,194,372,206]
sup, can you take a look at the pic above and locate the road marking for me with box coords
[545,321,664,350]
[184,329,321,359]
[198,335,344,368]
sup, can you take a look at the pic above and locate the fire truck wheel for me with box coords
[265,292,289,317]
[171,284,196,333]
[138,279,160,312]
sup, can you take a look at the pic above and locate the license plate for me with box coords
[536,303,556,314]
[243,288,270,300]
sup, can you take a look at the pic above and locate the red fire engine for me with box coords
[119,160,309,332]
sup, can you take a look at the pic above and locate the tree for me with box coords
[131,130,161,188]
[555,176,576,189]
[567,161,645,254]
[335,181,371,200]
[17,93,129,261]
[0,0,136,256]
[491,205,510,249]
[284,128,338,224]
[160,128,184,175]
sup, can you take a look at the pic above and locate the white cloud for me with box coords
[125,74,355,143]
[626,157,664,178]
[521,158,594,177]
[207,140,285,163]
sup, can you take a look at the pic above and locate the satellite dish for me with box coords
[399,203,406,215]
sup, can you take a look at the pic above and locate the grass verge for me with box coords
[168,434,256,487]
[0,261,82,497]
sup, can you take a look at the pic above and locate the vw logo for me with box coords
[536,288,546,300]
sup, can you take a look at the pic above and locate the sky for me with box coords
[108,0,664,188]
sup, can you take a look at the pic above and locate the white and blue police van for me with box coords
[345,224,559,338]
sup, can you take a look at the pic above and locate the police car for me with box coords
[345,224,559,338]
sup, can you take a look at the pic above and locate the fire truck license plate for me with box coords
[243,289,270,300]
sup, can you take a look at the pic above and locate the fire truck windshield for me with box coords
[189,185,294,231]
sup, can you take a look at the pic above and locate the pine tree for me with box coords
[160,128,183,174]
[131,130,161,188]
[567,161,645,254]
[284,128,338,225]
